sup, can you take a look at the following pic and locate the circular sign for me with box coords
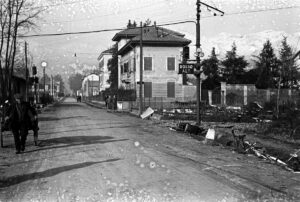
[41,61,47,67]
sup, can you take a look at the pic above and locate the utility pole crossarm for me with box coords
[199,1,225,15]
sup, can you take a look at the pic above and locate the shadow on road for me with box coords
[39,115,88,122]
[39,125,135,136]
[0,158,120,188]
[55,103,86,108]
[23,136,129,154]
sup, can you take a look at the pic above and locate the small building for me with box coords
[82,74,100,98]
[112,24,193,101]
[98,48,114,92]
[0,67,27,101]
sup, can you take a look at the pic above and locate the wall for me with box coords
[133,46,185,100]
[223,83,300,107]
[99,54,112,91]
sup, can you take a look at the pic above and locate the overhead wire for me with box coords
[42,0,166,24]
[19,4,300,39]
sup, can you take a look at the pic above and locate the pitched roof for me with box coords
[98,47,114,60]
[115,26,191,55]
[112,26,186,41]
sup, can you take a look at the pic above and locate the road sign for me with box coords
[178,63,195,74]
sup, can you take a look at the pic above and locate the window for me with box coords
[144,82,152,98]
[99,59,104,68]
[167,57,175,71]
[167,82,175,98]
[124,62,129,73]
[121,65,124,74]
[144,57,152,71]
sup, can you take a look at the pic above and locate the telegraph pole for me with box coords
[139,21,143,115]
[195,0,224,125]
[196,0,201,125]
[25,41,28,101]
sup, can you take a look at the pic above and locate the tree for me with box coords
[107,43,118,90]
[0,0,42,102]
[40,74,51,86]
[221,43,248,84]
[68,73,83,94]
[254,40,280,89]
[201,47,220,90]
[242,68,260,84]
[54,74,65,93]
[278,37,299,89]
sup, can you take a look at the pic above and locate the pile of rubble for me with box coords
[170,122,300,173]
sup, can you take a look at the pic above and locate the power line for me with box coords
[25,0,106,10]
[18,5,300,38]
[40,4,300,26]
[19,20,196,38]
[210,5,300,18]
[42,1,166,24]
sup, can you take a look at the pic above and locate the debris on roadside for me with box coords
[232,129,246,153]
[242,141,300,172]
[164,117,300,172]
[141,107,154,119]
[169,122,206,136]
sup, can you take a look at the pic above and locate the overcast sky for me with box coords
[25,0,300,78]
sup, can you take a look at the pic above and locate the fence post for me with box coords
[208,90,212,106]
[243,85,248,106]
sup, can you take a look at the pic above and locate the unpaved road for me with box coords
[0,97,299,202]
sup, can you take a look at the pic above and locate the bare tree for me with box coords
[0,0,42,102]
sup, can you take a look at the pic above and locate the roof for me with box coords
[116,26,191,55]
[97,48,114,60]
[112,26,185,41]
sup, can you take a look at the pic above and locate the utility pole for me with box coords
[139,21,143,115]
[196,0,201,125]
[25,41,28,101]
[51,75,54,99]
[41,61,47,99]
[195,0,224,125]
[43,67,46,95]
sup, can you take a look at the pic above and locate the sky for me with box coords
[23,0,300,83]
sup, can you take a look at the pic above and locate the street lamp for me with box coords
[41,61,47,95]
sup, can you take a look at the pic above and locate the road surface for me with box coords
[0,97,299,201]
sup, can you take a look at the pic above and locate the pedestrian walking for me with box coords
[112,95,117,111]
[104,95,108,109]
[28,99,39,146]
[4,94,31,154]
[107,95,112,110]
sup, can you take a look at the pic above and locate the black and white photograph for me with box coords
[0,0,300,201]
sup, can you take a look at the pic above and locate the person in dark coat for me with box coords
[5,94,31,154]
[28,100,39,146]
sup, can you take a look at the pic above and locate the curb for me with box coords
[84,101,141,118]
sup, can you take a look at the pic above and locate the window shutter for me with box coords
[144,57,152,71]
[167,57,175,71]
[167,82,175,98]
[144,82,152,98]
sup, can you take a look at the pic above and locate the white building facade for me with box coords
[112,25,195,101]
[81,74,100,97]
[97,48,113,91]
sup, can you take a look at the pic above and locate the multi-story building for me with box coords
[97,48,113,91]
[81,74,100,98]
[112,24,194,101]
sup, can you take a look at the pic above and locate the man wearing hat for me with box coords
[5,94,30,154]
